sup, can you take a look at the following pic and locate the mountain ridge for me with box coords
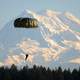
[0,9,80,69]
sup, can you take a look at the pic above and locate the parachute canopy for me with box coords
[14,17,38,28]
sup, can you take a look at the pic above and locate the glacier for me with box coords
[0,9,80,69]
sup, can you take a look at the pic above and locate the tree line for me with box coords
[0,64,80,80]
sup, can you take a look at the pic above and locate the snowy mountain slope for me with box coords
[0,10,80,68]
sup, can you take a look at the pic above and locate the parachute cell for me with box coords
[14,18,38,28]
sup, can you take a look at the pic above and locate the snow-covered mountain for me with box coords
[0,9,80,69]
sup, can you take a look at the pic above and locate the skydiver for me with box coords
[25,54,28,60]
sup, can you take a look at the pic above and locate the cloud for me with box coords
[0,62,4,67]
[62,40,80,50]
[42,47,67,62]
[69,57,80,64]
[4,54,25,65]
[27,55,33,63]
[16,38,67,62]
[17,38,40,55]
[4,53,34,65]
[4,56,16,65]
[42,48,58,61]
[15,37,69,63]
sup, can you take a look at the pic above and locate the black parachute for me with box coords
[14,17,38,28]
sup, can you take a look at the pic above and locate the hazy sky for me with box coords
[0,0,80,27]
[0,0,80,67]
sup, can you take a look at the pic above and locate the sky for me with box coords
[0,0,80,68]
[0,0,80,27]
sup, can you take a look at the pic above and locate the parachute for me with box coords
[14,17,38,28]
